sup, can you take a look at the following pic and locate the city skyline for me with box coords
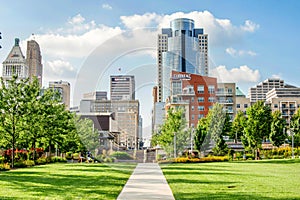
[1,1,300,137]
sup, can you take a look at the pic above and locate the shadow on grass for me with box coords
[237,158,300,164]
[172,192,300,200]
[0,163,134,199]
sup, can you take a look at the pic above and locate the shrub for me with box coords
[66,152,72,160]
[174,156,229,163]
[246,153,255,160]
[36,157,47,165]
[14,161,27,168]
[110,151,133,160]
[0,163,10,171]
[72,153,79,160]
[51,156,67,163]
[24,160,35,167]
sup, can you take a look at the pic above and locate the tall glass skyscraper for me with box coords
[157,18,208,102]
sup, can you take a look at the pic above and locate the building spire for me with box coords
[14,38,20,46]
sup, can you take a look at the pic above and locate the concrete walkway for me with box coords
[117,163,175,200]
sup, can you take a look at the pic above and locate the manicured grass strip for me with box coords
[161,159,300,200]
[0,163,136,200]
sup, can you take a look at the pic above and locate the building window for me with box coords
[191,97,194,102]
[191,115,195,120]
[198,114,204,119]
[274,104,278,108]
[197,85,204,94]
[208,97,215,102]
[191,106,194,111]
[198,97,204,102]
[208,106,213,110]
[244,104,248,108]
[227,88,233,94]
[172,81,182,95]
[208,85,215,94]
[236,104,240,108]
[198,106,204,111]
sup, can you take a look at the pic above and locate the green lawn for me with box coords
[0,163,136,200]
[161,159,300,200]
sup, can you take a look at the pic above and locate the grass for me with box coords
[161,159,300,200]
[0,162,136,200]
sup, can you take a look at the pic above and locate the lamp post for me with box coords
[174,132,176,158]
[190,128,194,151]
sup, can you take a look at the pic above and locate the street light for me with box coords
[174,132,176,158]
[190,127,194,151]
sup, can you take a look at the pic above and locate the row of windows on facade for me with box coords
[236,104,249,109]
[172,83,216,94]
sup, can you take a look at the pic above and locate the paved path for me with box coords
[117,163,175,200]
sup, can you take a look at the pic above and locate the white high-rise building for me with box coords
[2,38,29,86]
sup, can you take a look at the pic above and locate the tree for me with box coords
[194,118,208,154]
[290,109,300,147]
[270,110,287,147]
[74,116,100,155]
[152,107,188,157]
[206,103,229,156]
[231,111,246,143]
[0,76,30,168]
[244,101,272,159]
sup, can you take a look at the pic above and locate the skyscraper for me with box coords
[26,40,43,86]
[110,75,135,100]
[157,18,208,102]
[2,38,29,86]
[49,80,71,110]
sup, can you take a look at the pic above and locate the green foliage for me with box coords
[231,111,246,142]
[206,103,229,156]
[0,75,78,167]
[153,108,188,157]
[51,156,67,163]
[110,151,133,160]
[194,118,208,152]
[74,116,99,154]
[270,110,287,147]
[244,101,272,158]
[0,163,10,171]
[174,156,229,163]
[291,109,300,147]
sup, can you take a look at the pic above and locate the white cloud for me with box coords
[241,20,260,33]
[102,3,112,10]
[68,14,85,25]
[45,59,76,78]
[226,47,257,57]
[211,65,260,83]
[120,13,163,29]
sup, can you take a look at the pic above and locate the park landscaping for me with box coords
[162,159,300,200]
[0,162,136,200]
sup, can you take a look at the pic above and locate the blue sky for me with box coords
[1,0,300,136]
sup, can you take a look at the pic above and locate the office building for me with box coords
[49,80,70,110]
[26,40,43,86]
[166,71,217,127]
[157,18,208,102]
[83,91,107,100]
[80,99,140,150]
[110,75,135,100]
[2,38,29,85]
